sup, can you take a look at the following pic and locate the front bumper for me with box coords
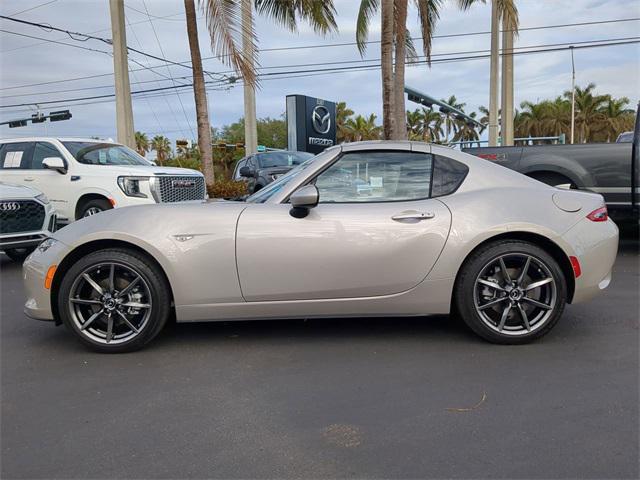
[22,238,69,322]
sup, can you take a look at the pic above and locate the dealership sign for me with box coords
[286,95,336,154]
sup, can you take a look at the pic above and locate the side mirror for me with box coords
[289,185,319,218]
[239,166,254,178]
[42,157,67,174]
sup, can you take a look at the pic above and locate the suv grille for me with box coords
[155,176,206,203]
[0,200,45,234]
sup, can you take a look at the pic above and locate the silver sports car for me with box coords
[23,141,619,352]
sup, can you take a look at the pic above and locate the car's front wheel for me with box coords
[57,248,171,353]
[455,240,567,344]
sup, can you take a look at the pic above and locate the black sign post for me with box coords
[286,95,336,154]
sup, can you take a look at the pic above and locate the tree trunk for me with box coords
[380,0,395,140]
[488,0,500,146]
[184,0,214,186]
[393,0,408,140]
[242,0,258,155]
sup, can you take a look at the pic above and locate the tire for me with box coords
[4,246,36,262]
[77,198,112,220]
[454,240,566,345]
[57,248,171,353]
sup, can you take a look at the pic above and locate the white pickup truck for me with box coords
[0,137,206,223]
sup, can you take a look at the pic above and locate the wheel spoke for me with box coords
[80,309,104,331]
[522,297,553,310]
[478,279,505,291]
[517,256,531,285]
[525,277,553,291]
[116,310,140,333]
[108,264,115,292]
[120,302,151,309]
[516,302,531,331]
[70,298,102,305]
[499,257,512,283]
[497,303,512,331]
[82,273,104,295]
[116,276,140,298]
[478,297,508,310]
[105,315,114,343]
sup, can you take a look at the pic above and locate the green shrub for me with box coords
[207,180,248,200]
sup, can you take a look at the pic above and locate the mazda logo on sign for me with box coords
[311,105,331,134]
[0,202,20,212]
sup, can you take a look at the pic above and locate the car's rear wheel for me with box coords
[455,241,566,344]
[57,248,171,353]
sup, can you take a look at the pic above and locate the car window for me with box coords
[0,142,34,169]
[314,151,432,203]
[233,159,247,180]
[30,142,64,169]
[431,155,469,197]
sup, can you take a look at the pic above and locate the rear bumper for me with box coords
[562,218,619,304]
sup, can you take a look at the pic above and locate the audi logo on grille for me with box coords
[171,179,196,188]
[0,202,21,212]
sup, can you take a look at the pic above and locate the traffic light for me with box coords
[176,139,190,149]
[49,110,72,122]
[31,114,46,124]
[8,120,28,128]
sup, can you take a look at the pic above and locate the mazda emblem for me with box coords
[0,202,21,212]
[311,105,331,135]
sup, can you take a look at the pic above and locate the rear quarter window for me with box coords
[431,155,469,197]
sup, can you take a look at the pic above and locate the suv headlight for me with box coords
[37,238,58,253]
[35,193,49,204]
[117,176,148,198]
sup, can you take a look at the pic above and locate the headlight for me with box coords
[37,238,58,253]
[35,193,49,204]
[117,176,148,198]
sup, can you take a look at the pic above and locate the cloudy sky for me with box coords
[1,0,639,146]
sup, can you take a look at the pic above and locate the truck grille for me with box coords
[154,176,206,203]
[0,200,45,234]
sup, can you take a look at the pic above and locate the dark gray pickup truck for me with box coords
[464,107,639,225]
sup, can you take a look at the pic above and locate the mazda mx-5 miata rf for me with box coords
[23,141,619,352]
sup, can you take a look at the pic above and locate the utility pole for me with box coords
[500,16,514,146]
[242,0,258,155]
[570,46,576,144]
[109,0,135,149]
[488,0,500,146]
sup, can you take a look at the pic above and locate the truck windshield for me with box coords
[62,142,152,166]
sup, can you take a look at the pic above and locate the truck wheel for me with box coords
[528,172,576,189]
[78,198,112,219]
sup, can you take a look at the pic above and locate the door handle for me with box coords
[24,177,35,182]
[391,211,435,221]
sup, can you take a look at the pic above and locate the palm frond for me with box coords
[200,0,258,88]
[496,0,519,35]
[414,0,443,65]
[356,0,379,56]
[254,0,297,31]
[295,0,338,34]
[404,30,418,63]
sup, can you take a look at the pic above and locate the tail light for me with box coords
[586,206,608,222]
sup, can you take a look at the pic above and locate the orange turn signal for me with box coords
[44,265,57,290]
[108,197,116,207]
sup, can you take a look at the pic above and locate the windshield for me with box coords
[257,151,313,168]
[246,158,315,203]
[63,142,152,166]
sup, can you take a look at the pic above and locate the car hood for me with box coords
[0,181,39,199]
[85,165,203,177]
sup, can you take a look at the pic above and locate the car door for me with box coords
[0,141,35,187]
[26,141,74,221]
[236,149,452,302]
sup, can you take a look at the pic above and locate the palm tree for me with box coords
[336,101,355,143]
[344,114,382,142]
[356,0,518,140]
[151,135,172,165]
[599,96,634,141]
[406,109,424,140]
[544,97,571,138]
[453,112,482,144]
[422,107,444,143]
[440,95,466,143]
[134,131,149,156]
[517,100,550,139]
[563,83,609,143]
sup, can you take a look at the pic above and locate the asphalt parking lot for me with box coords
[1,242,638,479]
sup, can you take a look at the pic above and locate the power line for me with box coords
[6,0,58,17]
[2,38,637,111]
[0,29,112,55]
[2,16,636,92]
